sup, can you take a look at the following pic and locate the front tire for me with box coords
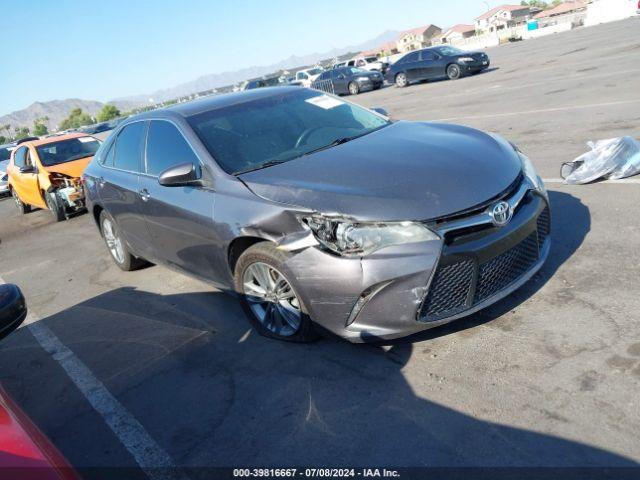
[447,64,461,80]
[234,243,317,342]
[395,72,408,88]
[348,82,360,96]
[11,189,30,214]
[99,211,147,271]
[45,191,66,222]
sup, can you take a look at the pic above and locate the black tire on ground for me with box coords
[447,63,462,80]
[234,242,318,343]
[11,189,30,214]
[45,191,66,222]
[99,210,147,271]
[348,81,360,96]
[395,72,408,88]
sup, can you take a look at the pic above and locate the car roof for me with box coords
[14,132,95,148]
[130,86,305,120]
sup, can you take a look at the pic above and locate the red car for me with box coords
[0,283,79,480]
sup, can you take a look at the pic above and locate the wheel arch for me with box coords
[228,236,270,275]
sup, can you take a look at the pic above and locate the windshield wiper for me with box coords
[301,136,356,157]
[234,159,288,175]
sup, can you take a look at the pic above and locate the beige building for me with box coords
[438,24,476,44]
[395,24,442,53]
[475,5,531,33]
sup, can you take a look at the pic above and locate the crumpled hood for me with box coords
[239,121,521,221]
[43,156,93,178]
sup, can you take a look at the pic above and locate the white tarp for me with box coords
[561,136,640,184]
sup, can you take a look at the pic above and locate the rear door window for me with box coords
[421,50,437,61]
[400,52,420,64]
[113,122,146,173]
[145,121,199,176]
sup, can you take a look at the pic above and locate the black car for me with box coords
[312,67,383,96]
[385,46,490,88]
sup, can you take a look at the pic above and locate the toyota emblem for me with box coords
[490,201,512,226]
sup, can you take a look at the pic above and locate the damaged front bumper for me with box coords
[277,189,550,343]
[50,178,86,211]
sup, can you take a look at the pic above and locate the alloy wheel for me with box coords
[12,190,21,209]
[396,73,407,87]
[102,218,125,264]
[242,262,302,337]
[349,82,359,95]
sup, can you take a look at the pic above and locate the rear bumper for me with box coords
[282,190,550,342]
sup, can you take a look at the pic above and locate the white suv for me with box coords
[346,56,388,73]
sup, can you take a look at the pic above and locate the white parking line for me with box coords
[543,178,640,184]
[0,275,189,480]
[433,99,640,122]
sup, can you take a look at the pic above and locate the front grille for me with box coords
[474,233,539,302]
[420,207,549,322]
[537,207,550,243]
[422,258,475,319]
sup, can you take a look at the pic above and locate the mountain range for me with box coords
[0,30,399,135]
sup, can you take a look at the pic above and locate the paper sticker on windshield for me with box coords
[78,137,95,143]
[306,95,344,110]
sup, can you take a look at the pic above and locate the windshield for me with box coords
[435,46,465,56]
[364,56,378,63]
[188,89,390,175]
[307,68,323,75]
[36,137,100,166]
[348,67,368,75]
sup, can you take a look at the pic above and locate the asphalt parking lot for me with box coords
[0,17,639,478]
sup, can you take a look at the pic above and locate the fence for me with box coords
[310,79,335,95]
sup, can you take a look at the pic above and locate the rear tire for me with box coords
[395,72,408,88]
[45,191,66,222]
[348,82,360,95]
[234,242,318,343]
[99,210,147,271]
[447,64,461,80]
[11,189,30,214]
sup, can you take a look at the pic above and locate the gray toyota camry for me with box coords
[83,87,550,343]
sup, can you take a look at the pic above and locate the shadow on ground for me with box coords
[0,190,631,476]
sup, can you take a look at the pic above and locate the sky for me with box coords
[0,0,503,115]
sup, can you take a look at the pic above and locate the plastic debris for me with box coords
[561,136,640,184]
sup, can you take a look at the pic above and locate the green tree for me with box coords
[59,108,95,130]
[0,135,6,144]
[14,126,30,140]
[96,104,121,122]
[33,116,49,136]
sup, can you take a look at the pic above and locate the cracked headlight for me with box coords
[511,143,546,197]
[519,151,546,196]
[302,215,440,256]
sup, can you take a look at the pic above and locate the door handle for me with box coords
[138,188,150,202]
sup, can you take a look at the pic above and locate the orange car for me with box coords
[7,133,101,221]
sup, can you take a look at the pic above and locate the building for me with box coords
[438,24,476,44]
[534,0,587,19]
[395,24,442,53]
[475,5,531,33]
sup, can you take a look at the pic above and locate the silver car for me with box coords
[83,87,550,343]
[0,157,11,196]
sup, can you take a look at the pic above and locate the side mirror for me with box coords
[338,74,345,79]
[19,165,35,173]
[372,107,389,117]
[0,284,27,341]
[158,162,202,187]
